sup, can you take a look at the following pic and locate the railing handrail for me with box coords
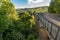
[38,13,60,28]
[34,13,60,40]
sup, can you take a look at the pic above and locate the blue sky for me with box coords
[11,0,27,6]
[11,0,51,8]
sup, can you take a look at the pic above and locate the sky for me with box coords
[11,0,51,9]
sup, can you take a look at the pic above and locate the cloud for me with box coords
[15,0,51,9]
[28,0,44,4]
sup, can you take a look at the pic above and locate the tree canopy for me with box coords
[0,0,39,40]
[48,0,60,13]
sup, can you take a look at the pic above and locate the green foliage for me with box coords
[27,34,36,40]
[0,1,11,40]
[0,0,38,40]
[48,0,60,13]
[54,2,60,13]
[3,29,25,40]
[2,11,38,40]
[0,0,18,40]
[48,1,56,13]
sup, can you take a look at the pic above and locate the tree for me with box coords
[48,1,56,13]
[54,0,60,13]
[0,1,10,40]
[0,0,39,40]
[48,0,60,13]
[0,0,18,40]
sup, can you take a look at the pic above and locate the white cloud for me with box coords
[15,0,51,9]
[28,0,44,4]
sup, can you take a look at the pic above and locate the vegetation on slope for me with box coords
[0,0,39,40]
